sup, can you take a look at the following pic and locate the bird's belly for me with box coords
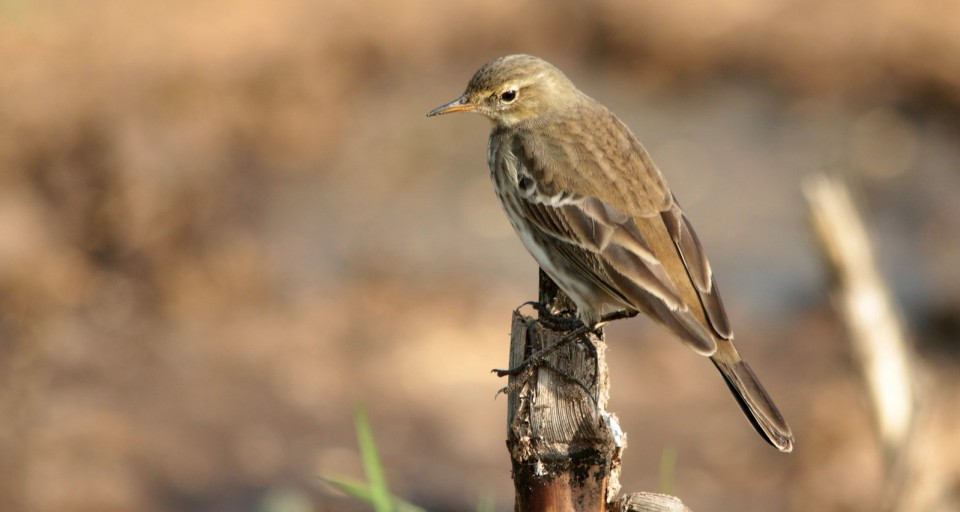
[496,189,624,324]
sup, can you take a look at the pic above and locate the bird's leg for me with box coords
[493,309,638,378]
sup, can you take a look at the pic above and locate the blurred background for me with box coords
[2,0,960,510]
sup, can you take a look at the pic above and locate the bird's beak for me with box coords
[427,95,477,117]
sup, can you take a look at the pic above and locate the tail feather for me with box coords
[711,348,794,453]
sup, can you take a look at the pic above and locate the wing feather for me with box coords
[660,198,733,339]
[516,197,685,312]
[512,106,673,218]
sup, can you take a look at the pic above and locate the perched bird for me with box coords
[428,54,793,452]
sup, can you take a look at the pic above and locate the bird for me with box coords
[427,54,793,453]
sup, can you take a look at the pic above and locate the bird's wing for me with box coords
[515,106,673,218]
[660,197,733,339]
[515,192,685,311]
[508,122,719,355]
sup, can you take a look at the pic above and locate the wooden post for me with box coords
[504,270,690,512]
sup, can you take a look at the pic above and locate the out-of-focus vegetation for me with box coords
[323,405,426,512]
[2,0,959,511]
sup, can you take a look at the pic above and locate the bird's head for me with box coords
[427,54,578,127]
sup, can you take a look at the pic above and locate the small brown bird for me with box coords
[428,54,793,452]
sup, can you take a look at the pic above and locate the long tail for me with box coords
[711,342,794,452]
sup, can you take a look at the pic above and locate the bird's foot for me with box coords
[493,309,638,379]
[493,321,595,378]
[514,300,582,331]
[494,317,597,401]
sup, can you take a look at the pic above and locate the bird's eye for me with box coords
[500,89,518,103]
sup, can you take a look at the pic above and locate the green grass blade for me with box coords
[475,491,496,512]
[659,445,677,495]
[324,476,375,501]
[323,476,427,512]
[354,404,392,512]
